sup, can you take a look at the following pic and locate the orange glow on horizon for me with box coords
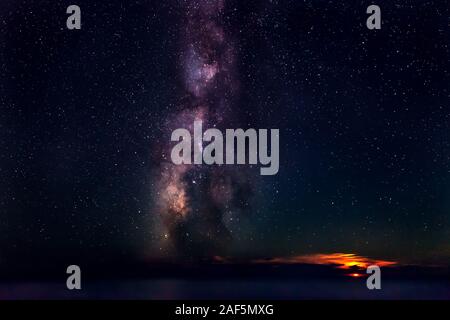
[253,253,398,270]
[350,273,363,278]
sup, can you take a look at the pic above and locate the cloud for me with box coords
[253,253,398,270]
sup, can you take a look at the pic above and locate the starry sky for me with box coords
[1,0,449,274]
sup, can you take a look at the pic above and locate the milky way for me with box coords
[152,0,253,259]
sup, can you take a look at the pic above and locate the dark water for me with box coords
[1,278,449,300]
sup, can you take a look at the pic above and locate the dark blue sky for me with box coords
[1,0,449,274]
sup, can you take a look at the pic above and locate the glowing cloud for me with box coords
[254,253,398,270]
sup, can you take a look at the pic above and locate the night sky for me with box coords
[1,0,449,275]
